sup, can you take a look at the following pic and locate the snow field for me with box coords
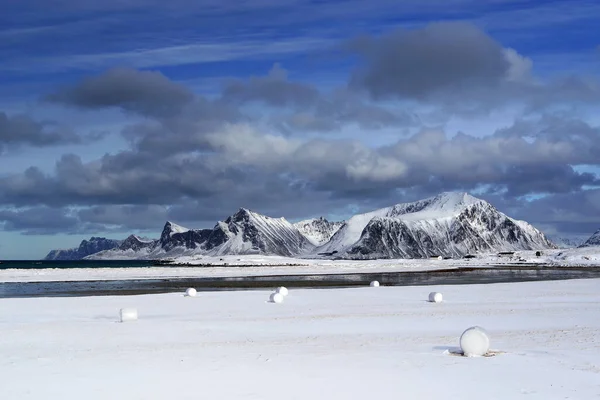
[1,279,600,399]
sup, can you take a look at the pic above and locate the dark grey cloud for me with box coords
[2,112,598,218]
[0,111,82,152]
[222,63,320,108]
[348,22,510,99]
[482,190,600,238]
[0,207,104,235]
[276,90,419,133]
[45,67,194,118]
[221,65,418,133]
[77,204,169,230]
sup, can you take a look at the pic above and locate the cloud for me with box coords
[221,64,418,132]
[222,63,320,108]
[77,204,170,230]
[348,22,510,99]
[45,67,195,117]
[0,207,104,235]
[0,112,83,152]
[492,189,600,237]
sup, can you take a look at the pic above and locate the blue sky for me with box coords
[1,0,600,259]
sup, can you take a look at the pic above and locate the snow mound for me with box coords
[428,292,443,303]
[119,308,138,322]
[276,286,289,296]
[460,326,490,357]
[185,288,197,297]
[269,292,284,303]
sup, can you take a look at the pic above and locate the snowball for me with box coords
[119,308,138,323]
[269,292,284,304]
[185,288,197,297]
[370,280,380,287]
[276,286,289,296]
[460,326,490,357]
[428,292,443,303]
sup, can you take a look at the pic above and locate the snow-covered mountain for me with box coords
[56,192,556,261]
[87,209,314,259]
[547,235,587,249]
[319,192,554,259]
[580,229,600,247]
[44,237,121,260]
[294,217,344,246]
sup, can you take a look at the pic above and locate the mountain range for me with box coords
[44,192,568,260]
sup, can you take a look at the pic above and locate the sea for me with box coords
[0,260,157,270]
[1,261,600,299]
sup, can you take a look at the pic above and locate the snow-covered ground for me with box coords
[1,279,599,399]
[3,248,600,283]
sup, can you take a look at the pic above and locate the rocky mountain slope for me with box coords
[320,192,554,259]
[44,237,121,260]
[294,217,344,246]
[87,209,314,259]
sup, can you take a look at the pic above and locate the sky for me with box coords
[1,0,600,259]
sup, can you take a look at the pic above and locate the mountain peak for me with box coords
[431,191,481,205]
[164,221,189,235]
[580,228,600,247]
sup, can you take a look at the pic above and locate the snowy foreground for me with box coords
[1,279,599,399]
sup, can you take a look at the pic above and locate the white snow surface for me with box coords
[1,279,599,399]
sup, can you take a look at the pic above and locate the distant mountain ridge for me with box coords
[86,208,315,260]
[44,192,558,260]
[44,237,122,260]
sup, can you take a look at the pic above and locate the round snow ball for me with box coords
[276,286,289,296]
[119,308,138,323]
[185,288,197,297]
[428,292,443,303]
[460,326,490,357]
[270,292,284,304]
[370,280,380,287]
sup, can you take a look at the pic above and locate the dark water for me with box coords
[0,260,157,270]
[1,266,600,298]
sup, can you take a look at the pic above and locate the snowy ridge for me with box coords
[88,208,314,259]
[580,229,600,247]
[207,208,314,256]
[320,192,553,258]
[294,217,344,246]
[547,235,586,249]
[165,221,189,236]
[318,192,485,254]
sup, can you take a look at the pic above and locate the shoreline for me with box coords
[2,266,600,298]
